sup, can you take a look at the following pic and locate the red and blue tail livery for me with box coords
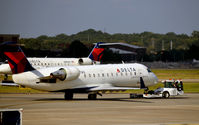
[88,42,104,61]
[1,42,35,74]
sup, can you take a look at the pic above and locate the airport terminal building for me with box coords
[99,42,146,62]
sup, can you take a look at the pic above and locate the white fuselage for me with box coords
[0,57,95,74]
[28,57,92,67]
[12,63,158,92]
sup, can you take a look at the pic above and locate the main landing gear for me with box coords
[64,91,73,100]
[88,92,102,100]
[64,92,101,100]
[88,94,97,100]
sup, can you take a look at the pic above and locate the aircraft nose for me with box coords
[151,72,158,84]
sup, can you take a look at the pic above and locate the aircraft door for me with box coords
[138,69,143,76]
[138,68,150,86]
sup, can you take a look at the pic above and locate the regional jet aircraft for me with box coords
[1,42,158,100]
[0,42,104,74]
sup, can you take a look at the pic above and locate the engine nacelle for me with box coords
[0,64,12,74]
[50,67,80,81]
[78,58,92,65]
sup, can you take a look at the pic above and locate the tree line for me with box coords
[15,29,199,62]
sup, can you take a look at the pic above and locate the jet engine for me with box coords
[78,58,92,65]
[50,67,80,81]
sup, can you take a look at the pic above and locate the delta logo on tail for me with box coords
[1,42,35,74]
[88,42,104,61]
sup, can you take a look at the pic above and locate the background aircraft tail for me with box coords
[88,42,105,61]
[0,42,35,74]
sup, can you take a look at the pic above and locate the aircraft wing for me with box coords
[88,77,147,91]
[70,77,146,92]
[0,82,19,86]
[89,84,140,91]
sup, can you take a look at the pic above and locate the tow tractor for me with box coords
[143,79,184,98]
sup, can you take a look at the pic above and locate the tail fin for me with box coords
[88,42,104,61]
[0,42,35,74]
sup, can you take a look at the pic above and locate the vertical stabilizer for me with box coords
[88,42,104,61]
[1,42,35,74]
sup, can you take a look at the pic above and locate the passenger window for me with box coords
[125,72,128,76]
[107,73,109,77]
[93,74,95,77]
[98,74,100,77]
[102,73,104,77]
[84,74,86,78]
[89,74,91,77]
[111,73,113,76]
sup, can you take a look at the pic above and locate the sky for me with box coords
[0,0,199,38]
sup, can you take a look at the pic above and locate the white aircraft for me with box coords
[1,42,158,100]
[0,42,105,74]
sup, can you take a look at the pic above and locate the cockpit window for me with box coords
[147,68,152,72]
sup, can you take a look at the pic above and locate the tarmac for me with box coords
[0,93,199,125]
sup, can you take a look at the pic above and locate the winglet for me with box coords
[0,41,35,74]
[88,42,105,61]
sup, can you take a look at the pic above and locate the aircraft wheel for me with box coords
[88,94,97,100]
[64,92,73,100]
[162,91,170,98]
